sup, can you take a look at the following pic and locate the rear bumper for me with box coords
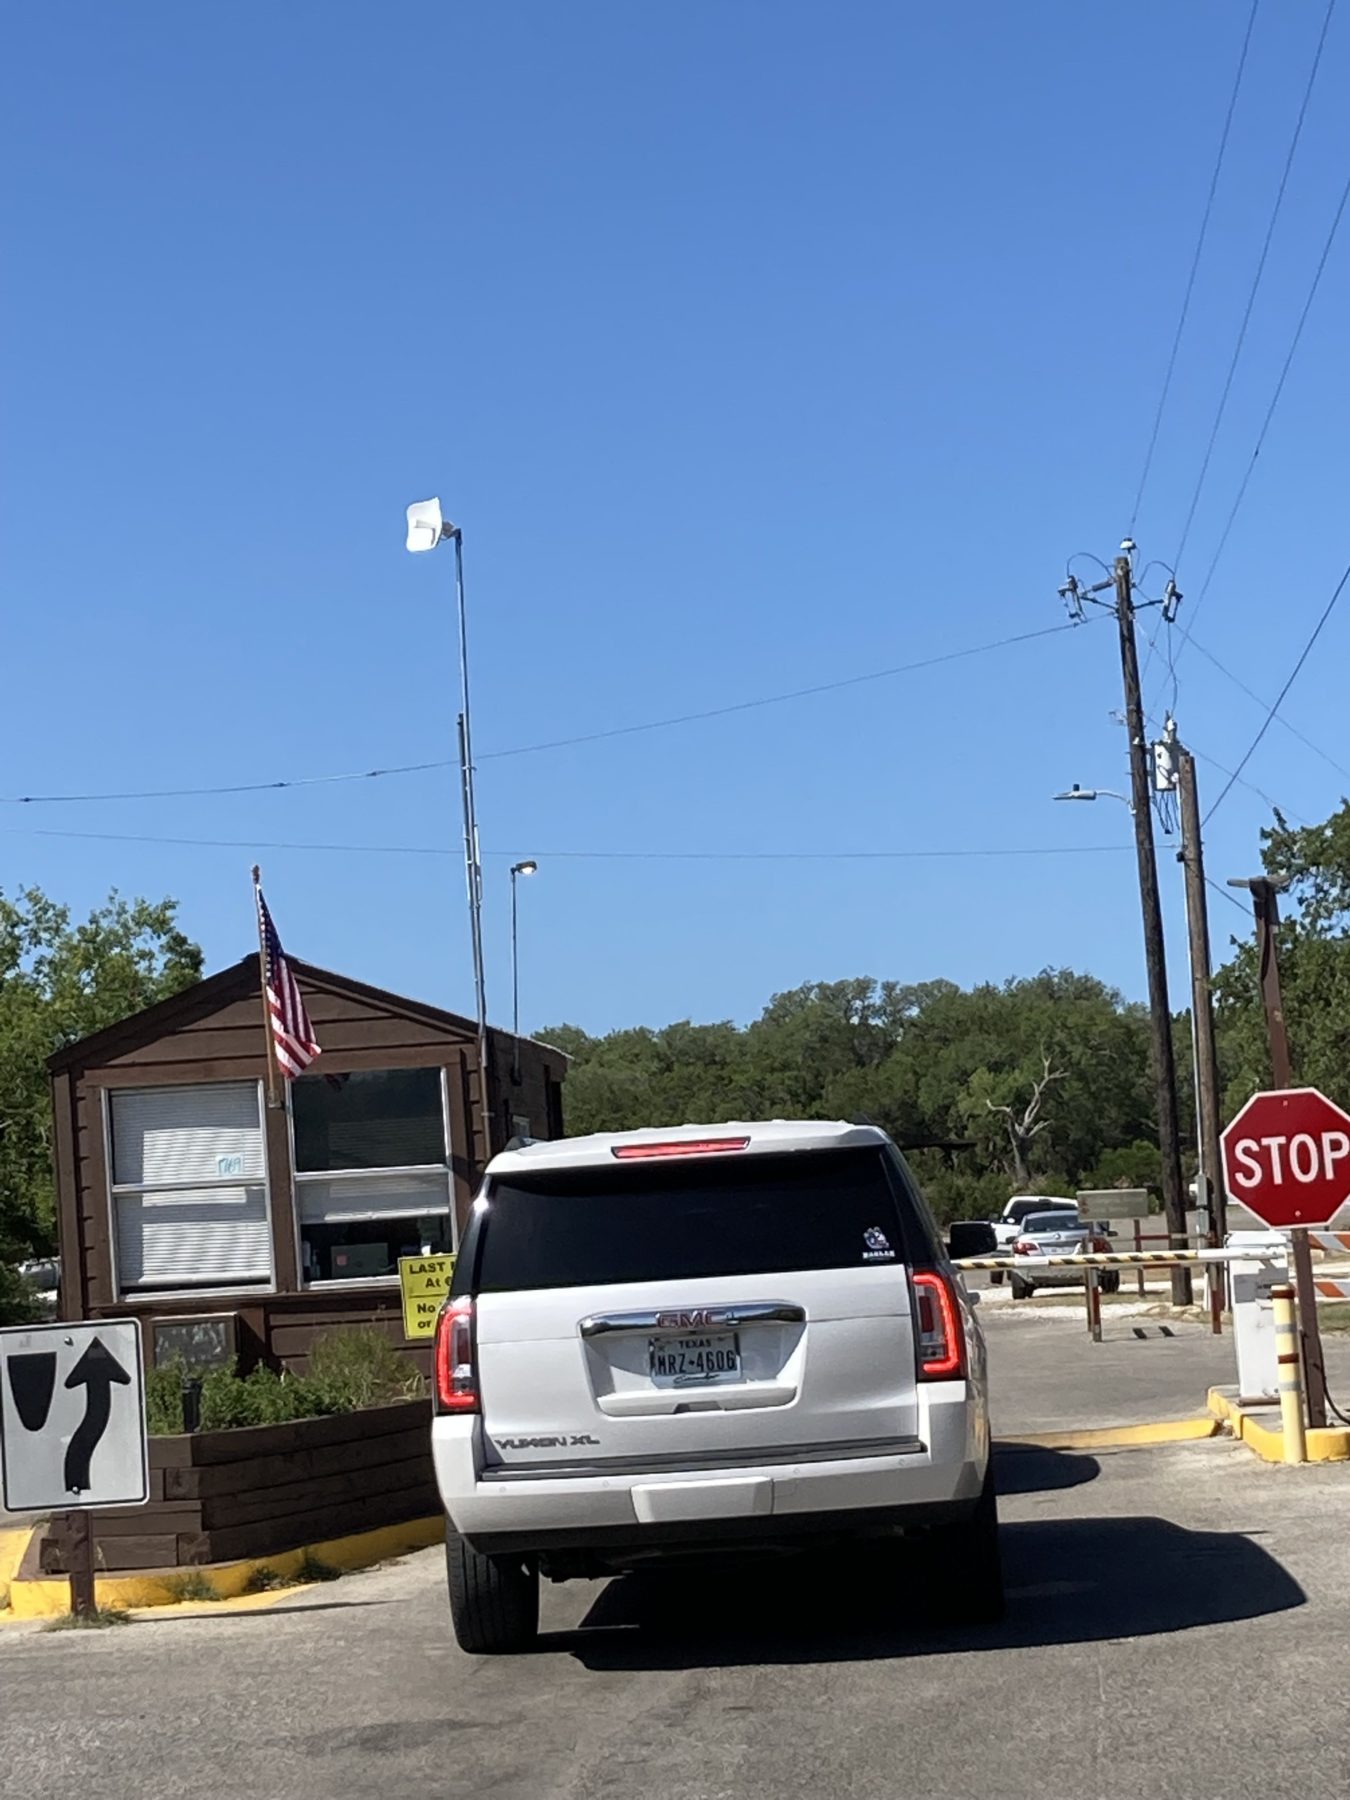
[433,1385,987,1556]
[1014,1262,1090,1288]
[463,1497,979,1561]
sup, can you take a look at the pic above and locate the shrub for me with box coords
[145,1362,186,1435]
[167,1570,220,1603]
[146,1327,425,1434]
[304,1327,424,1410]
[295,1554,341,1584]
[242,1565,286,1593]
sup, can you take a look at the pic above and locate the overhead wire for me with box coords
[1207,873,1253,919]
[1186,633,1350,780]
[1171,0,1337,577]
[1203,558,1350,824]
[0,619,1097,807]
[1128,0,1261,534]
[1173,160,1350,663]
[0,825,1134,863]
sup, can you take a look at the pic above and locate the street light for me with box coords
[509,860,538,1083]
[1053,783,1135,813]
[405,497,490,1137]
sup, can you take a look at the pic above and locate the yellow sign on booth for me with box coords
[398,1254,456,1341]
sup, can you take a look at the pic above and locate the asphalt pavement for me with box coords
[5,1316,1350,1800]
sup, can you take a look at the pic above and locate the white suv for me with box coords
[431,1120,999,1653]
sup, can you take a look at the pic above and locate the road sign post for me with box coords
[0,1319,148,1616]
[1220,1087,1350,1431]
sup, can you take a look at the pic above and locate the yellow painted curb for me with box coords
[0,1526,39,1611]
[1207,1388,1350,1465]
[1004,1417,1220,1453]
[5,1516,444,1620]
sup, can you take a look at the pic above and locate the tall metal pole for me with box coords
[1114,554,1190,1305]
[1175,746,1226,1243]
[449,529,492,1159]
[1241,877,1328,1429]
[510,865,521,1085]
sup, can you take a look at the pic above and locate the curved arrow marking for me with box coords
[63,1336,132,1494]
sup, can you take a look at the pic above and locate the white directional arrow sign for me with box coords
[0,1319,148,1512]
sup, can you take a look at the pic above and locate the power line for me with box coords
[1188,742,1300,824]
[1204,558,1350,824]
[1175,161,1350,661]
[0,620,1095,807]
[0,825,1134,862]
[1207,872,1253,919]
[1172,0,1336,576]
[1186,633,1350,780]
[1129,0,1261,533]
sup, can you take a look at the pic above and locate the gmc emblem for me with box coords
[656,1308,725,1330]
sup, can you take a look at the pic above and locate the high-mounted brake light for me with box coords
[612,1137,751,1160]
[434,1297,480,1413]
[913,1271,965,1380]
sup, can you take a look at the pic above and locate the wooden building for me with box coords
[47,955,567,1371]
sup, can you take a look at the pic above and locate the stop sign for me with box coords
[1220,1087,1350,1230]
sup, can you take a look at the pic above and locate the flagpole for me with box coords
[252,864,282,1111]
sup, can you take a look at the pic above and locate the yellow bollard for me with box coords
[1271,1283,1306,1465]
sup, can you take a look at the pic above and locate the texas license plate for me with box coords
[648,1332,741,1385]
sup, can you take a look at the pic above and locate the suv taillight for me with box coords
[434,1298,479,1414]
[913,1271,965,1380]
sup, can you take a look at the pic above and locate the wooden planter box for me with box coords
[39,1399,437,1574]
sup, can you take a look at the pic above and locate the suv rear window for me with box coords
[473,1147,915,1293]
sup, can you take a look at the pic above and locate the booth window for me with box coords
[109,1083,273,1295]
[291,1067,453,1283]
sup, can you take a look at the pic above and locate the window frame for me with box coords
[289,1064,458,1289]
[104,1079,279,1302]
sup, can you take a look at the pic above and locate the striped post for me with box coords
[1271,1283,1306,1465]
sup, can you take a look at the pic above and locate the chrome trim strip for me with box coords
[480,1434,925,1481]
[578,1301,806,1338]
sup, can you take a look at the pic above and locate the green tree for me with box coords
[0,887,201,1316]
[1213,803,1350,1110]
[542,967,1159,1226]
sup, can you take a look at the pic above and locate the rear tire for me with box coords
[1010,1275,1033,1300]
[935,1464,1004,1625]
[1101,1271,1121,1295]
[990,1270,1004,1286]
[446,1528,539,1655]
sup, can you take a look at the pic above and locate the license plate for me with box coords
[648,1332,741,1385]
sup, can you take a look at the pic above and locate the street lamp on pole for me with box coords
[509,861,538,1083]
[406,496,491,1144]
[1053,784,1135,813]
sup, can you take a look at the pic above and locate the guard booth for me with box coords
[47,954,567,1373]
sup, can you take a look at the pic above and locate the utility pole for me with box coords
[1172,735,1226,1244]
[1061,547,1189,1304]
[1228,875,1328,1429]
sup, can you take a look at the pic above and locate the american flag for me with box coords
[256,889,321,1078]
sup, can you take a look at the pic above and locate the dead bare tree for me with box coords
[986,1053,1066,1188]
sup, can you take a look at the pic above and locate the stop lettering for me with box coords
[1220,1087,1350,1231]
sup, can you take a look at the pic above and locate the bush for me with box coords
[305,1327,424,1411]
[145,1327,425,1435]
[145,1362,186,1434]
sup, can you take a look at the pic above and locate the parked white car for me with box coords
[431,1120,1001,1653]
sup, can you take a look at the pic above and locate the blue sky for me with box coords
[4,1,1349,1037]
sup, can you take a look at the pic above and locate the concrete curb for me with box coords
[1000,1417,1221,1453]
[2,1516,444,1620]
[0,1526,37,1611]
[1207,1388,1350,1464]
